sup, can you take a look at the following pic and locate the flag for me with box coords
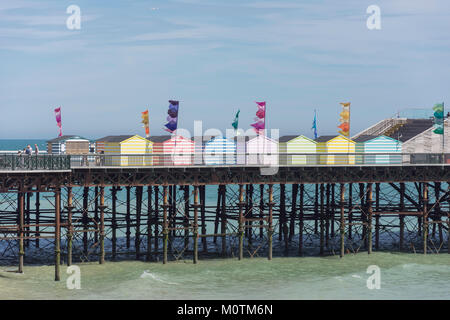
[433,102,444,134]
[338,102,350,136]
[164,100,179,133]
[54,107,62,137]
[251,101,265,134]
[311,110,317,139]
[141,109,150,137]
[232,110,240,131]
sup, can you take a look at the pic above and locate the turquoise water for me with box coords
[0,252,448,300]
[0,139,47,152]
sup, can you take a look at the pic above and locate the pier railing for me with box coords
[1,152,449,170]
[0,154,71,170]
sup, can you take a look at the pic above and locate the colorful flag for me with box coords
[433,102,444,134]
[141,109,150,137]
[338,102,350,136]
[232,109,240,132]
[251,101,265,134]
[164,100,179,133]
[54,107,62,137]
[311,109,318,139]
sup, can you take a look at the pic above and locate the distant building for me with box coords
[95,135,152,166]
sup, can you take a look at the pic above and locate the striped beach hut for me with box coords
[234,134,256,165]
[354,135,402,164]
[204,136,236,165]
[47,135,89,154]
[148,135,172,165]
[162,135,195,166]
[279,135,317,165]
[316,135,356,165]
[96,135,152,166]
[246,135,279,165]
[192,135,220,165]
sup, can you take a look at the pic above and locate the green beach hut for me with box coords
[279,135,317,165]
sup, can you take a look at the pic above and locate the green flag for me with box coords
[433,102,444,134]
[232,110,240,130]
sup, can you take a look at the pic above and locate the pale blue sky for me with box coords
[1,0,449,139]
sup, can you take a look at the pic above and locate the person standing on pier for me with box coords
[25,145,32,155]
[34,144,39,155]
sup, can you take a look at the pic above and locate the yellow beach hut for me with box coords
[279,135,317,165]
[315,135,356,165]
[96,135,153,166]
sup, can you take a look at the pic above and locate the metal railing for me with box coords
[1,153,449,171]
[0,154,71,171]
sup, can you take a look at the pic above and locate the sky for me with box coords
[1,0,450,139]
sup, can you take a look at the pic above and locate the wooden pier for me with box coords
[0,155,449,281]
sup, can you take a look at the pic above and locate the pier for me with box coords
[0,152,449,281]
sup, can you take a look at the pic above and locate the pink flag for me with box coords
[54,107,62,137]
[251,101,266,134]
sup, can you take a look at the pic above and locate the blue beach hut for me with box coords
[204,136,236,165]
[354,135,402,164]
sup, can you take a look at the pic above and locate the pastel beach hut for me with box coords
[246,135,279,165]
[162,135,195,166]
[315,135,356,165]
[354,135,402,164]
[204,136,237,165]
[234,135,255,165]
[95,135,152,166]
[279,135,318,165]
[47,135,89,155]
[192,135,220,165]
[147,135,172,165]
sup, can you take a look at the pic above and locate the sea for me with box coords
[0,139,449,300]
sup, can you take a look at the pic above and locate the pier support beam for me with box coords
[18,190,24,273]
[340,184,345,258]
[238,184,244,260]
[399,183,405,251]
[193,185,199,264]
[55,189,61,281]
[146,186,152,261]
[367,183,373,254]
[298,184,304,256]
[135,186,142,260]
[268,184,274,260]
[111,187,117,260]
[163,186,169,264]
[99,186,105,264]
[66,187,73,266]
[423,183,429,255]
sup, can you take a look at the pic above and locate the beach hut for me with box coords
[96,135,152,166]
[147,135,172,165]
[192,135,220,165]
[354,135,402,164]
[279,135,317,165]
[246,135,278,165]
[315,135,356,165]
[47,135,90,154]
[233,134,256,165]
[204,136,236,165]
[155,135,195,166]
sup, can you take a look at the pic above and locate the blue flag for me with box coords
[311,110,317,139]
[164,100,179,133]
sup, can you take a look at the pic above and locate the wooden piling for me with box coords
[298,184,304,256]
[340,183,345,258]
[200,186,207,252]
[18,190,24,273]
[146,186,152,261]
[375,183,380,251]
[348,183,353,239]
[289,184,298,241]
[154,186,159,257]
[35,192,40,248]
[111,186,117,260]
[238,184,244,260]
[268,184,274,260]
[126,186,131,249]
[163,186,169,264]
[55,189,61,281]
[184,185,190,249]
[319,183,324,255]
[367,183,373,254]
[259,184,264,239]
[83,187,89,257]
[423,183,428,255]
[220,185,227,257]
[193,185,199,264]
[66,187,73,266]
[135,186,143,260]
[399,183,405,251]
[99,186,105,264]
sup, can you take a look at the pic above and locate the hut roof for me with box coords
[147,135,173,143]
[353,135,378,142]
[314,135,338,142]
[96,135,134,143]
[47,135,86,143]
[279,135,316,143]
